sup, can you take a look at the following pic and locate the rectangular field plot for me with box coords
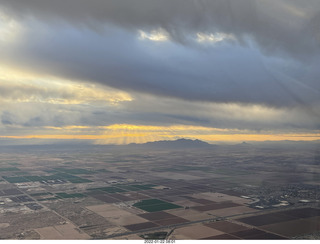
[108,193,133,201]
[260,218,320,237]
[55,192,86,199]
[10,195,33,202]
[35,223,90,239]
[86,192,120,203]
[2,176,31,183]
[3,173,92,184]
[13,171,27,176]
[25,203,43,210]
[115,184,158,192]
[137,203,182,212]
[130,184,157,190]
[280,208,320,219]
[139,211,178,221]
[154,217,189,226]
[124,222,159,231]
[0,188,23,196]
[213,228,287,240]
[230,229,269,238]
[38,197,60,201]
[115,185,142,191]
[188,198,216,205]
[172,224,224,239]
[30,192,60,201]
[122,192,149,200]
[67,178,92,183]
[192,202,240,212]
[87,186,127,193]
[201,234,241,240]
[42,173,92,184]
[23,176,45,182]
[205,221,251,233]
[30,192,53,197]
[53,168,95,175]
[236,211,300,226]
[133,199,182,212]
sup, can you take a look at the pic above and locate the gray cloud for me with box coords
[1,21,319,108]
[0,0,319,113]
[1,93,319,137]
[1,0,320,59]
[123,94,320,131]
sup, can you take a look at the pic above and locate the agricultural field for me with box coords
[0,144,319,240]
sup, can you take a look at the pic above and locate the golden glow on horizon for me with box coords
[0,133,147,140]
[1,133,319,142]
[102,124,239,132]
[1,126,319,145]
[179,134,320,142]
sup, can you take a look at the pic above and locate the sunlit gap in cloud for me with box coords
[138,28,170,42]
[0,10,22,43]
[196,32,235,43]
[137,29,235,44]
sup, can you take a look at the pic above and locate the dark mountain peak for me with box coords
[127,138,214,150]
[240,141,250,145]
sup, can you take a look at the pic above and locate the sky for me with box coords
[0,0,320,145]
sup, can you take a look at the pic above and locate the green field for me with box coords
[38,197,60,201]
[42,173,93,183]
[133,199,165,207]
[2,176,31,183]
[130,184,156,190]
[133,199,182,212]
[8,163,20,166]
[115,185,141,191]
[116,184,157,191]
[23,176,44,182]
[30,192,53,196]
[0,167,20,172]
[53,168,95,175]
[87,186,127,193]
[67,178,92,183]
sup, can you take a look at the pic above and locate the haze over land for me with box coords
[0,0,320,145]
[0,140,319,239]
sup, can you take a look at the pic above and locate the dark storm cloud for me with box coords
[0,0,319,108]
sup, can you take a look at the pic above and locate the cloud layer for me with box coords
[0,0,319,143]
[2,0,320,55]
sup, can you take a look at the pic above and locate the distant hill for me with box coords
[126,138,214,150]
[232,141,252,147]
